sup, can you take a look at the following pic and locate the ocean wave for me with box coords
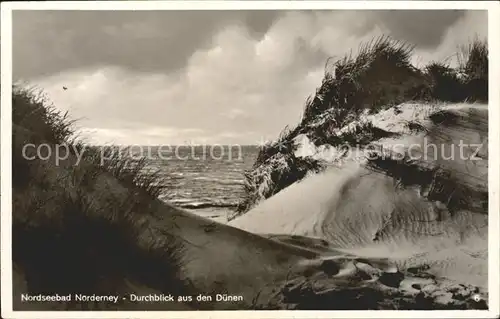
[190,176,245,185]
[167,198,238,210]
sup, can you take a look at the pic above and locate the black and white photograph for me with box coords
[1,1,499,317]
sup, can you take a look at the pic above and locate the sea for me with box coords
[132,145,260,222]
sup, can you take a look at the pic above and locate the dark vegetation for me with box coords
[236,36,488,214]
[12,87,192,310]
[13,87,170,197]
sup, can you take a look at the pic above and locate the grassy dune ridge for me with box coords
[13,88,192,309]
[235,36,488,215]
[11,36,489,310]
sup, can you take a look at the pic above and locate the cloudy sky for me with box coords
[13,10,487,145]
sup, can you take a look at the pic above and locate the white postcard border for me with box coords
[1,1,499,318]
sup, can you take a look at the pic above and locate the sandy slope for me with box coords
[230,163,487,285]
[13,157,487,310]
[229,103,488,297]
[12,102,488,310]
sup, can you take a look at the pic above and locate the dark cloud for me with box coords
[23,10,486,145]
[12,10,280,79]
[361,10,467,48]
[13,10,472,80]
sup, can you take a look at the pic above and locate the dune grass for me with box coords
[12,86,191,309]
[13,86,169,197]
[302,36,423,123]
[237,36,488,214]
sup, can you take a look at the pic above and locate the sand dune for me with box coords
[13,151,487,310]
[229,104,488,303]
[12,101,488,310]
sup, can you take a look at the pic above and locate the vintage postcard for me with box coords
[1,1,499,318]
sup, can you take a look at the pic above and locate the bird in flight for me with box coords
[63,86,68,90]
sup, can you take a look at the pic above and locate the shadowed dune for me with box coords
[13,127,315,310]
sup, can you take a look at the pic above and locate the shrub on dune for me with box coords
[458,38,488,102]
[423,62,463,102]
[422,37,488,103]
[302,36,425,124]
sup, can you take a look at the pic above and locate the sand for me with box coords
[12,104,489,310]
[227,104,489,306]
